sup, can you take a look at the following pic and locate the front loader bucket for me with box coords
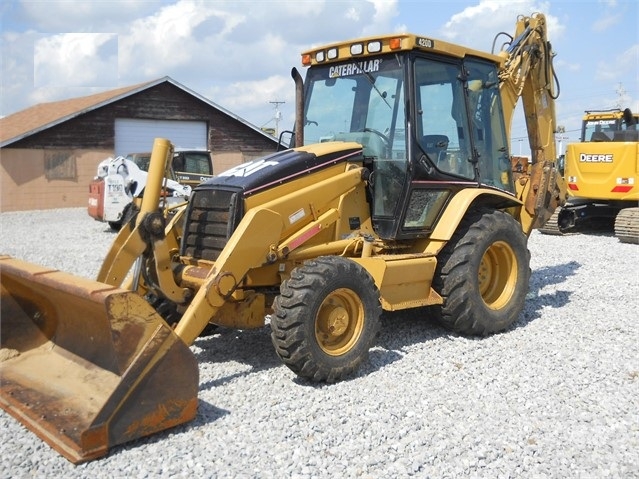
[0,256,199,464]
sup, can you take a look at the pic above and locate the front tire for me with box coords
[432,208,530,335]
[108,202,138,231]
[271,256,381,383]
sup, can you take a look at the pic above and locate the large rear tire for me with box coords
[432,208,530,335]
[271,256,381,383]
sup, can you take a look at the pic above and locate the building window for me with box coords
[45,150,77,180]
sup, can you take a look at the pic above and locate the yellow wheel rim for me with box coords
[315,288,364,356]
[478,241,518,310]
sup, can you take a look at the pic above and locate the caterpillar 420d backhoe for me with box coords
[0,13,565,463]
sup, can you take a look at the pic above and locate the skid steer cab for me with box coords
[88,149,213,231]
[1,13,564,464]
[88,155,192,231]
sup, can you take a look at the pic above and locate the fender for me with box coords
[428,188,522,242]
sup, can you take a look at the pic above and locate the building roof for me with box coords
[0,76,276,148]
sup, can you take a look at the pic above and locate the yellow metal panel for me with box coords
[246,164,366,248]
[212,291,266,329]
[353,255,442,311]
[565,142,639,201]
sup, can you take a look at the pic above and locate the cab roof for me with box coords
[301,32,503,67]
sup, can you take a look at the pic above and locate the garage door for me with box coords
[114,119,207,156]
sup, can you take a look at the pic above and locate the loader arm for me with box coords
[98,137,174,284]
[97,139,190,304]
[174,164,367,344]
[497,13,567,234]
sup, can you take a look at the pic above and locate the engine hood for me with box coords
[198,142,363,197]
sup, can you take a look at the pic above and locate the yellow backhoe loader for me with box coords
[0,13,566,463]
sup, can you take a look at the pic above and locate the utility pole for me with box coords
[615,83,627,109]
[270,100,285,137]
[556,125,568,156]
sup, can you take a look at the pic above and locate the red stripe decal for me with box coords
[288,223,322,251]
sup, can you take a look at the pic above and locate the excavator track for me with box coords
[538,208,564,235]
[614,207,639,244]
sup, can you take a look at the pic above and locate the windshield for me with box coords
[303,56,407,217]
[583,118,620,142]
[174,152,212,175]
[126,154,151,171]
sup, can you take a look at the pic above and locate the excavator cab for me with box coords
[301,43,513,239]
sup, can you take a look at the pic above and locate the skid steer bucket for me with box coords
[0,256,199,464]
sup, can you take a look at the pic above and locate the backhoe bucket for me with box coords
[0,256,199,464]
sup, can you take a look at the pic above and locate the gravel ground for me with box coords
[1,207,638,478]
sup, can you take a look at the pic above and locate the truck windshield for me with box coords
[303,55,407,217]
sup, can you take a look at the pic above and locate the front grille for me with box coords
[181,188,241,261]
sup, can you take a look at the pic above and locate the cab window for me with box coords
[414,58,474,179]
[464,59,512,191]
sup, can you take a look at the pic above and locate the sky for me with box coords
[1,0,637,156]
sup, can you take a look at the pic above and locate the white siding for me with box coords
[114,119,207,155]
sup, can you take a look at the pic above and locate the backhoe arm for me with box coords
[498,13,567,234]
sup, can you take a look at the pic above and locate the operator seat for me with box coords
[422,134,449,167]
[590,131,610,142]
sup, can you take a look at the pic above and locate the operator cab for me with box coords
[301,43,512,239]
[582,108,639,143]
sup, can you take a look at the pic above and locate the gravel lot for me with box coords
[1,207,638,478]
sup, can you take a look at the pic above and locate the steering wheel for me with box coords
[359,127,391,157]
